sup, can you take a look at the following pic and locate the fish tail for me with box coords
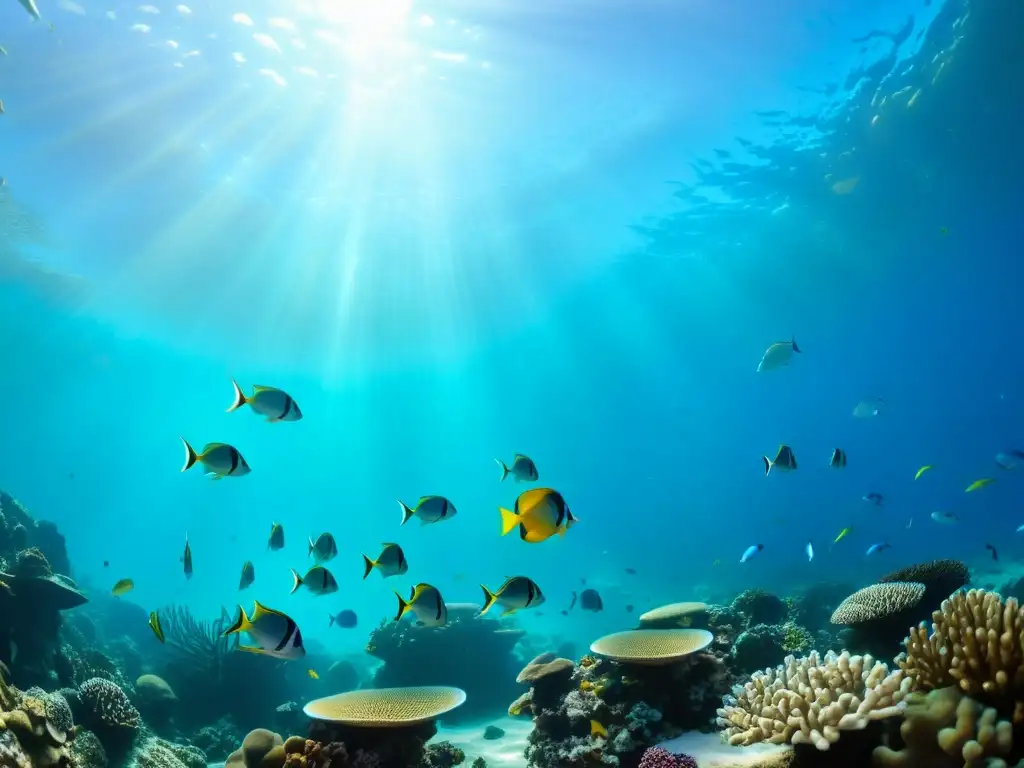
[394,591,412,621]
[227,379,248,412]
[499,507,518,536]
[762,456,772,476]
[180,437,198,472]
[328,614,335,628]
[495,458,510,481]
[308,537,315,557]
[479,584,497,615]
[289,568,303,594]
[361,554,375,580]
[398,500,415,526]
[791,336,801,353]
[222,604,250,636]
[558,526,567,538]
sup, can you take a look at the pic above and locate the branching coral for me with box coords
[717,650,910,750]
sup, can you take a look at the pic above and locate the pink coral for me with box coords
[638,746,698,768]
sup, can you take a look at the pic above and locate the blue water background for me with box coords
[1,0,1022,659]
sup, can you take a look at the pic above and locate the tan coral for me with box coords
[899,589,1024,708]
[717,650,910,751]
[302,686,466,727]
[639,602,708,628]
[830,582,926,625]
[872,686,1013,767]
[590,629,713,665]
[515,653,574,684]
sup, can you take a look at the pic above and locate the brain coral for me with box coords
[717,650,910,751]
[79,677,141,729]
[830,582,926,625]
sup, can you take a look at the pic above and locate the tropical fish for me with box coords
[833,527,852,544]
[112,578,134,596]
[495,454,539,483]
[762,445,797,475]
[267,523,285,551]
[0,46,7,55]
[914,465,933,480]
[148,611,165,643]
[740,544,763,563]
[183,534,193,579]
[853,397,884,418]
[399,496,457,526]
[362,543,408,580]
[328,609,358,629]
[307,669,319,680]
[566,591,578,612]
[805,540,814,562]
[17,0,41,20]
[996,450,1024,471]
[239,561,255,590]
[579,589,603,612]
[986,543,998,561]
[829,448,847,468]
[223,601,306,660]
[931,511,958,525]
[290,566,338,596]
[757,337,800,372]
[480,576,545,617]
[395,583,448,627]
[180,439,251,479]
[308,533,338,563]
[624,568,637,575]
[499,488,577,543]
[966,478,994,493]
[591,721,608,739]
[865,542,891,556]
[227,381,303,422]
[863,492,884,506]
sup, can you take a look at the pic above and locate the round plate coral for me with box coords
[639,601,707,626]
[589,629,713,665]
[302,686,467,727]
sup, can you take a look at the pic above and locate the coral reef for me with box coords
[367,610,524,721]
[731,592,788,628]
[637,746,697,768]
[132,675,177,731]
[830,582,928,659]
[717,650,909,750]
[0,665,75,767]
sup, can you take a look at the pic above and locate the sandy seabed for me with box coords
[434,716,532,768]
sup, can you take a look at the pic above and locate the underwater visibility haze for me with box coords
[0,0,1023,766]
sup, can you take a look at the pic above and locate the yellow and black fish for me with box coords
[480,576,545,617]
[148,611,165,643]
[398,496,457,526]
[223,601,306,660]
[227,381,303,422]
[290,566,338,596]
[362,543,408,580]
[180,438,251,479]
[268,522,285,551]
[395,583,448,627]
[499,488,577,543]
[763,444,797,475]
[829,448,847,468]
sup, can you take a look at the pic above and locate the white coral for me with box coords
[716,650,910,751]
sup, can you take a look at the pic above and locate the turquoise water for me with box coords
[0,0,1021,708]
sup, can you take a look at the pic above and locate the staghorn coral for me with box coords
[717,650,910,751]
[899,589,1024,717]
[872,686,1019,767]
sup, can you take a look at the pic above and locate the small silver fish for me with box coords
[239,561,255,590]
[853,397,884,418]
[495,454,539,483]
[930,511,958,525]
[829,448,847,468]
[757,337,800,372]
[290,566,338,596]
[865,542,891,556]
[805,540,814,562]
[763,445,797,475]
[740,543,764,563]
[308,533,338,563]
[398,496,457,526]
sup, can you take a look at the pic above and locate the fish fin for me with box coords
[499,507,518,536]
[180,438,198,472]
[209,474,223,482]
[791,336,800,353]
[495,458,509,481]
[265,417,278,423]
[501,606,518,617]
[308,537,314,557]
[222,605,251,636]
[398,500,415,526]
[558,526,567,538]
[289,568,303,594]
[227,380,248,412]
[236,645,268,655]
[394,591,411,621]
[328,614,335,627]
[362,554,375,580]
[762,456,772,476]
[479,585,497,615]
[520,523,529,541]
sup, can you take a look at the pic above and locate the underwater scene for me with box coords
[1,0,1023,766]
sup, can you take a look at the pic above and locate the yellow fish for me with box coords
[914,465,933,481]
[965,478,994,493]
[307,669,319,680]
[591,720,608,739]
[148,611,165,643]
[112,578,134,596]
[180,439,251,479]
[833,527,852,545]
[499,488,577,543]
[227,381,303,422]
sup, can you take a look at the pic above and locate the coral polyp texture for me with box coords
[830,583,926,625]
[899,589,1024,706]
[638,603,708,629]
[589,630,713,665]
[79,676,142,729]
[302,686,467,727]
[716,650,910,751]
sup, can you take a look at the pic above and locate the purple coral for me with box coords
[638,746,698,768]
